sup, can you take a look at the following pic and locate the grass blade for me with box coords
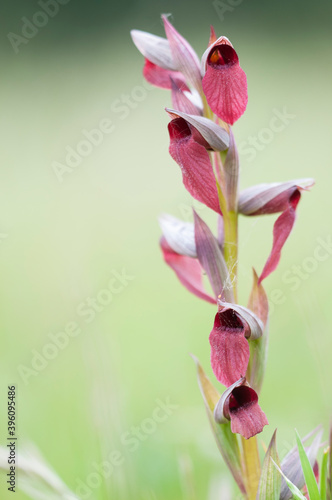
[320,448,329,500]
[257,429,281,500]
[295,429,320,500]
[272,459,307,500]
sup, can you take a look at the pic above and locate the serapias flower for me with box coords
[131,17,248,124]
[209,299,264,387]
[159,214,215,304]
[201,36,248,125]
[214,377,268,439]
[238,178,315,283]
[159,212,233,303]
[167,110,229,214]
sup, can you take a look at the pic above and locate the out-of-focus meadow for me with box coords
[0,0,332,498]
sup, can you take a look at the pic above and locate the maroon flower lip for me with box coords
[214,378,268,440]
[209,301,264,387]
[167,116,223,215]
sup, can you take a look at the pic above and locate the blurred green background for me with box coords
[0,0,331,498]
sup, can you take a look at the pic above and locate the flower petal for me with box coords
[170,78,202,115]
[160,237,215,304]
[143,59,188,90]
[238,179,315,215]
[227,386,268,439]
[166,108,229,151]
[168,117,221,214]
[217,299,264,340]
[159,214,196,258]
[194,212,233,302]
[259,190,300,283]
[208,26,217,46]
[202,38,247,125]
[238,179,314,283]
[209,309,250,386]
[131,29,176,70]
[162,15,202,91]
[214,377,245,424]
[214,379,268,439]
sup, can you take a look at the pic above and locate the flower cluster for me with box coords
[131,16,316,497]
[132,15,313,441]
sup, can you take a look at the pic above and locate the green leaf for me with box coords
[272,459,307,500]
[296,429,320,500]
[191,355,246,496]
[320,448,329,500]
[257,429,281,500]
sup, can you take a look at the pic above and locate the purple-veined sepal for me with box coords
[143,58,188,90]
[238,179,315,283]
[166,108,229,151]
[162,15,202,93]
[170,79,203,115]
[194,211,233,302]
[130,29,176,70]
[159,214,215,303]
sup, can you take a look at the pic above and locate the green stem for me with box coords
[223,210,238,302]
[241,436,261,499]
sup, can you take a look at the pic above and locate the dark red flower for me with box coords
[202,36,248,125]
[209,301,263,386]
[214,378,268,439]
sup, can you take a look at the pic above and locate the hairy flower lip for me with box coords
[210,302,264,386]
[167,117,224,215]
[201,35,247,125]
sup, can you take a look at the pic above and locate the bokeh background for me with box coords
[0,0,332,498]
